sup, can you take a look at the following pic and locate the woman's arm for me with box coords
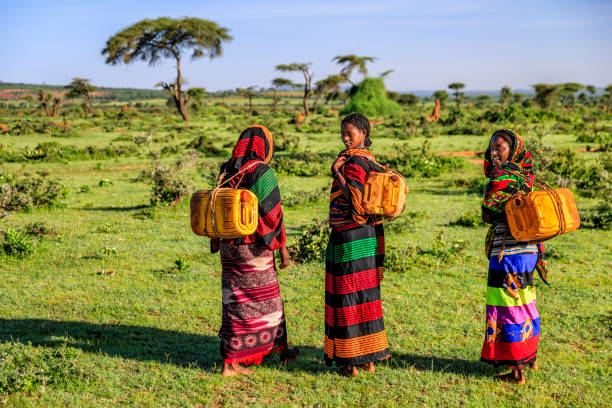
[331,156,351,200]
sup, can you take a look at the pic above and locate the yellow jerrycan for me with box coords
[362,167,407,218]
[190,161,262,239]
[505,173,580,242]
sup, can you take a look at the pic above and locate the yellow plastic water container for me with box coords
[362,170,407,218]
[190,188,258,238]
[505,188,580,242]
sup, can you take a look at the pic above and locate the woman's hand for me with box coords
[279,245,292,269]
[331,156,347,175]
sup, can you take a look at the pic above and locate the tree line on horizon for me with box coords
[3,16,611,120]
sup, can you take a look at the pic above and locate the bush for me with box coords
[341,77,404,117]
[149,164,193,206]
[582,201,612,230]
[378,141,464,178]
[1,228,35,257]
[288,219,330,263]
[449,213,485,227]
[0,169,67,217]
[453,176,488,195]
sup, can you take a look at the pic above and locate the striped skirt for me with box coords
[219,242,288,365]
[324,224,390,366]
[481,253,540,368]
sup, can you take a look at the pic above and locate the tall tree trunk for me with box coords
[174,55,189,121]
[272,90,277,113]
[51,100,61,117]
[41,102,51,117]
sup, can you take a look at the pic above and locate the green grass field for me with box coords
[0,102,610,407]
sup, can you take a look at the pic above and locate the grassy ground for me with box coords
[0,103,610,407]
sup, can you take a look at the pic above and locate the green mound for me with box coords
[341,77,403,117]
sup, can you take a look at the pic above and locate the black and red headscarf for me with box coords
[218,125,286,251]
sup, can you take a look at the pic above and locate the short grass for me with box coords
[0,103,610,407]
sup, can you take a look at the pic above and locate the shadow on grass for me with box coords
[78,204,149,212]
[0,319,493,377]
[0,318,220,371]
[390,352,494,377]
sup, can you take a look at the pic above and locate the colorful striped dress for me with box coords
[325,150,390,366]
[213,125,289,365]
[480,129,543,369]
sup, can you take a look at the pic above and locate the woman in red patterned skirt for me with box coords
[211,125,299,376]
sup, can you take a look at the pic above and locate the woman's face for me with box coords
[340,122,366,149]
[490,135,512,167]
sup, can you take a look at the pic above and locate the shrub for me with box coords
[341,77,403,117]
[1,228,35,257]
[149,164,193,206]
[449,212,485,228]
[288,219,330,263]
[0,169,67,217]
[453,176,488,195]
[582,201,612,230]
[378,141,464,178]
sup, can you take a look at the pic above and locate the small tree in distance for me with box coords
[332,55,376,85]
[432,90,449,108]
[271,78,295,113]
[102,17,232,121]
[448,82,465,107]
[500,85,512,106]
[237,87,258,115]
[275,63,313,116]
[65,78,98,114]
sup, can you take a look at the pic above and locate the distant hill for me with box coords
[0,81,167,101]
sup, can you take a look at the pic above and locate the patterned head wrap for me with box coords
[482,129,534,213]
[225,125,274,174]
[216,124,285,251]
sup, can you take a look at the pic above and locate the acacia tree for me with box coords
[275,63,313,116]
[24,89,63,117]
[312,74,347,112]
[102,17,232,121]
[433,90,450,107]
[559,82,584,108]
[65,78,98,114]
[586,85,596,105]
[236,86,258,115]
[500,85,512,105]
[271,78,295,113]
[448,82,465,107]
[332,55,376,85]
[532,83,559,109]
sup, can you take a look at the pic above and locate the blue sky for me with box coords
[1,0,611,92]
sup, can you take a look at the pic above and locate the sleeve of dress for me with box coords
[343,155,369,216]
[249,164,286,251]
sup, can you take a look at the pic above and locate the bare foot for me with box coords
[530,361,538,371]
[495,369,525,385]
[359,362,375,372]
[279,347,300,365]
[222,362,253,377]
[341,365,359,377]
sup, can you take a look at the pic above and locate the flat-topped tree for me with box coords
[236,86,258,115]
[532,83,560,109]
[448,82,465,107]
[275,63,313,116]
[332,55,376,85]
[271,78,295,113]
[65,78,97,114]
[312,74,347,111]
[102,17,232,121]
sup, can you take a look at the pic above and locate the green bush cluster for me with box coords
[378,141,464,178]
[341,77,403,118]
[582,201,612,230]
[288,219,330,263]
[0,169,67,217]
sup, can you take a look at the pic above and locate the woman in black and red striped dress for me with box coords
[324,113,390,376]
